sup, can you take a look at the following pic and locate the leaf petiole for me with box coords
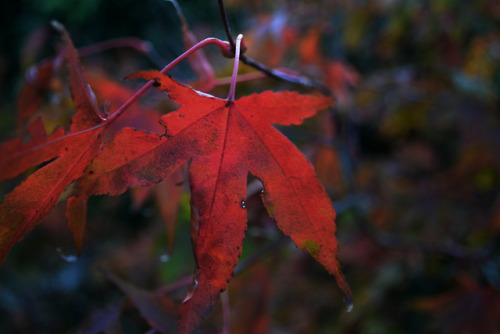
[107,37,232,122]
[227,34,244,101]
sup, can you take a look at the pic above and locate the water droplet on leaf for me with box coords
[240,200,246,208]
[258,179,265,195]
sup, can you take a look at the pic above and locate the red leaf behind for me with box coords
[0,118,65,182]
[0,23,105,265]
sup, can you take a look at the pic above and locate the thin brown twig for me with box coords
[240,56,333,96]
[217,0,235,51]
[216,0,333,96]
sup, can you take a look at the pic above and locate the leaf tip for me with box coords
[338,273,353,312]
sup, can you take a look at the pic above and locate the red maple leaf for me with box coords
[0,23,106,264]
[67,70,351,333]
